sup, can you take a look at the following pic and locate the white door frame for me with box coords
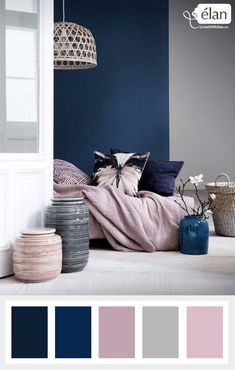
[0,0,54,277]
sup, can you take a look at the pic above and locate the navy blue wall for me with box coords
[54,0,169,175]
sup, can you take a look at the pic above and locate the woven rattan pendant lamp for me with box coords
[54,0,97,69]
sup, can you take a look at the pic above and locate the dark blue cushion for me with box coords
[111,148,184,196]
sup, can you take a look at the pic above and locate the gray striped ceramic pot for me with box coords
[46,197,89,273]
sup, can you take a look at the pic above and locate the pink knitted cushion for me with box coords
[54,159,92,185]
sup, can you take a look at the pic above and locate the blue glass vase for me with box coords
[179,216,209,255]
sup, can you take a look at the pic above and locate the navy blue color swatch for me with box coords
[55,307,92,358]
[11,306,48,358]
[54,0,169,175]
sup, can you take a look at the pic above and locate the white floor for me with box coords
[0,217,234,295]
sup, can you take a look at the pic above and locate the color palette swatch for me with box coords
[5,300,228,365]
[11,306,48,359]
[99,306,135,358]
[142,306,178,358]
[187,306,223,358]
[55,307,91,358]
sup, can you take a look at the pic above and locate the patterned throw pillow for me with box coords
[92,151,150,196]
[54,159,92,185]
[111,148,184,196]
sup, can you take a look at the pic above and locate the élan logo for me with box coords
[183,3,232,29]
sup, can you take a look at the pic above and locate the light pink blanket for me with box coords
[54,183,194,252]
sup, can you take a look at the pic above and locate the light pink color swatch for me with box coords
[99,307,135,358]
[187,306,223,358]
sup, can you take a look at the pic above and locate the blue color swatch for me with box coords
[11,306,48,358]
[55,306,92,358]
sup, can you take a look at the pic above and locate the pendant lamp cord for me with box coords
[63,0,65,22]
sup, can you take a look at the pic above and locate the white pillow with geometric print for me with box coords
[92,151,150,196]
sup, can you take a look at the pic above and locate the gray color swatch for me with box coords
[142,306,179,358]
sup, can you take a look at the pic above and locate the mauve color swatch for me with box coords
[187,306,223,358]
[142,307,179,358]
[55,307,91,358]
[11,306,48,358]
[99,307,135,358]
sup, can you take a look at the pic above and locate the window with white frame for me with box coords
[0,0,39,153]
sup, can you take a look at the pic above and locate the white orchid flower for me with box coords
[189,174,203,187]
[209,193,216,201]
[204,210,213,218]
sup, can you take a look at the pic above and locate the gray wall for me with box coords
[169,0,235,186]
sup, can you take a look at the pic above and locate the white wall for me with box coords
[169,0,235,186]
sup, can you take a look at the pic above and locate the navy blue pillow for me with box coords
[111,148,184,196]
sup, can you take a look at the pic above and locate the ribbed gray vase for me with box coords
[46,197,89,273]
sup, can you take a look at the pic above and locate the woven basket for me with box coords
[206,173,235,237]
